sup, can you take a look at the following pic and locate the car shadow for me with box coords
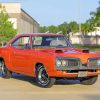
[0,73,80,86]
[11,73,38,87]
[10,74,80,86]
[55,79,80,85]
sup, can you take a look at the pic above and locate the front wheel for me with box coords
[0,60,11,79]
[80,76,98,85]
[36,65,56,88]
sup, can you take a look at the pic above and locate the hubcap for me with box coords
[1,62,7,76]
[38,67,49,85]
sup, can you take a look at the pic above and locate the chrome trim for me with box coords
[87,57,100,69]
[56,57,82,70]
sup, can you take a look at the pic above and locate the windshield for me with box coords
[32,36,73,48]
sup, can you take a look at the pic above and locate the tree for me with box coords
[40,22,79,35]
[40,26,47,33]
[0,4,16,42]
[68,21,79,33]
[90,1,100,27]
[47,25,58,33]
[81,22,94,36]
[58,22,69,34]
[80,1,100,35]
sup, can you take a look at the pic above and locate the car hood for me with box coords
[37,48,100,64]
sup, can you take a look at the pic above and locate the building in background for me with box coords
[69,27,100,45]
[1,3,39,34]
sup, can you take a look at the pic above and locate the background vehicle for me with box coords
[0,33,100,88]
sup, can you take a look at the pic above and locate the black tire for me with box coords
[36,65,56,88]
[0,60,11,79]
[80,75,98,85]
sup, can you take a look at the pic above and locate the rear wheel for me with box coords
[36,65,56,88]
[80,76,98,85]
[0,60,11,79]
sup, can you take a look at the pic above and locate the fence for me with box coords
[70,35,100,46]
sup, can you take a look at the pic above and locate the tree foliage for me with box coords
[40,21,79,35]
[90,1,100,27]
[81,19,95,35]
[0,4,16,42]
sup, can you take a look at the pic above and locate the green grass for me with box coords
[74,45,100,52]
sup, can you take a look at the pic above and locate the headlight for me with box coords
[56,57,81,70]
[62,60,68,67]
[56,60,62,67]
[56,59,68,67]
[97,60,100,66]
[88,57,100,68]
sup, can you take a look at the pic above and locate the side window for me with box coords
[11,37,30,49]
[33,36,42,45]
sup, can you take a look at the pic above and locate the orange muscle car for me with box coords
[0,33,100,88]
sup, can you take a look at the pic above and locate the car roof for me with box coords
[16,33,64,37]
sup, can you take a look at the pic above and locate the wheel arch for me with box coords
[34,62,49,74]
[0,57,8,69]
[35,62,44,70]
[0,57,4,62]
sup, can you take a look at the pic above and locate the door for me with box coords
[11,36,33,74]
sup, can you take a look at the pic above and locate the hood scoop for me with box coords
[55,49,90,53]
[82,49,89,53]
[55,49,64,53]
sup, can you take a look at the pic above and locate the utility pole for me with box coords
[78,0,81,35]
[78,0,83,45]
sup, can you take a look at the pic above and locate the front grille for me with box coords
[56,58,81,70]
[68,59,80,67]
[88,57,100,69]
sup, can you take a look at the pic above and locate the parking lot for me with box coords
[0,74,100,100]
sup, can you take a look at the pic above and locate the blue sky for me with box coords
[0,0,100,26]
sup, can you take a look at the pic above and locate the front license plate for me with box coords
[78,71,87,77]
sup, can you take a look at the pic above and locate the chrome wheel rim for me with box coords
[38,67,49,85]
[1,62,7,76]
